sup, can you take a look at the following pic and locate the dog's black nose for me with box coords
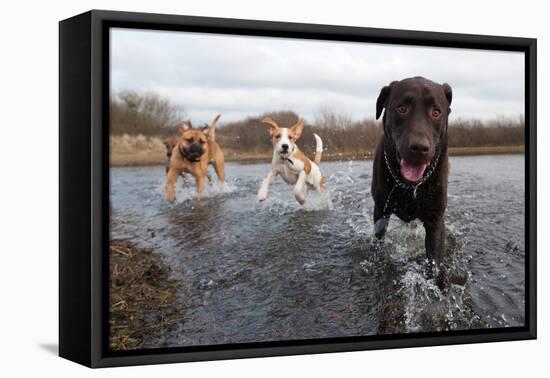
[189,143,204,155]
[281,144,289,151]
[409,138,430,155]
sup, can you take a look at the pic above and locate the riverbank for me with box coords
[222,145,525,164]
[110,135,524,166]
[109,240,185,351]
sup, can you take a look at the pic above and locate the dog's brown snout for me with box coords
[189,143,204,154]
[409,137,430,155]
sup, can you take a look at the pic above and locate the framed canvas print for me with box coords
[59,10,537,368]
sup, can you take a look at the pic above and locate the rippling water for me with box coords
[110,155,525,348]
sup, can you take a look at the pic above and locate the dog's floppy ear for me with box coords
[289,119,305,140]
[376,82,396,120]
[442,83,453,109]
[261,116,280,136]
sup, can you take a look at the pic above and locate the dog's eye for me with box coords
[186,138,193,143]
[431,109,442,118]
[199,140,206,144]
[397,105,407,114]
[275,135,281,139]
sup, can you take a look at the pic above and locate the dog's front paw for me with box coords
[374,216,390,239]
[257,191,267,202]
[167,191,176,204]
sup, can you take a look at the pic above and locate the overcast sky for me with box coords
[111,28,524,125]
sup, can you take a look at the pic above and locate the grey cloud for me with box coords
[111,28,524,125]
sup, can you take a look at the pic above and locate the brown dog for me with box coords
[165,114,225,202]
[162,137,178,173]
[163,129,214,182]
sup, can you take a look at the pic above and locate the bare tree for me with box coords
[314,106,354,129]
[110,91,186,136]
[109,89,524,156]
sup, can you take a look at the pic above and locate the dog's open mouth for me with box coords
[400,159,428,183]
[179,146,204,162]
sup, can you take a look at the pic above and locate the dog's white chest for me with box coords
[279,163,299,184]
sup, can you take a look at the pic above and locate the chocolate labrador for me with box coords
[371,77,452,287]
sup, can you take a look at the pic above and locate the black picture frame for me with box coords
[59,9,537,368]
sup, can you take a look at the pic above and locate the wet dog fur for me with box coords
[371,77,452,287]
[257,117,324,205]
[165,114,225,202]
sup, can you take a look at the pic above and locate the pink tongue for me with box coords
[400,159,428,183]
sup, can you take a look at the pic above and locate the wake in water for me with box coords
[154,176,239,205]
[359,218,483,334]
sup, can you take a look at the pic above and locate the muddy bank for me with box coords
[109,240,185,351]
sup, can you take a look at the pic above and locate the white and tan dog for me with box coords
[257,117,325,205]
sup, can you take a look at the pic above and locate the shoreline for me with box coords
[109,240,185,351]
[110,145,525,167]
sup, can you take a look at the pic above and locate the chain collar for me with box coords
[381,148,441,215]
[384,148,440,192]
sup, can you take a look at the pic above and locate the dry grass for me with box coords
[448,145,524,156]
[110,136,525,166]
[110,134,166,166]
[109,240,185,351]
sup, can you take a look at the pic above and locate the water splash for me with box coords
[109,157,526,347]
[155,177,239,205]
